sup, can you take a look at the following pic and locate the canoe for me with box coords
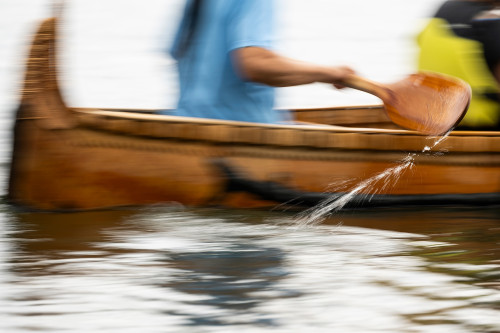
[7,17,500,211]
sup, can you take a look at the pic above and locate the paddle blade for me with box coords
[384,72,471,135]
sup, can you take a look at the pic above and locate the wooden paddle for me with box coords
[343,72,471,135]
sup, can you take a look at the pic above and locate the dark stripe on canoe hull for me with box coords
[212,159,500,208]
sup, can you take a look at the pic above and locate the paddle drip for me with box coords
[423,131,451,153]
[294,155,415,227]
[294,133,452,226]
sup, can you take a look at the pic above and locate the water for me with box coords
[1,207,499,332]
[1,1,500,332]
[296,153,417,226]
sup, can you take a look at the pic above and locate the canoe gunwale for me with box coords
[74,107,500,136]
[70,108,500,154]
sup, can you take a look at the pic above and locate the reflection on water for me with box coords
[1,205,499,332]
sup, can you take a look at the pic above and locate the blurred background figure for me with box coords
[417,0,500,130]
[162,0,356,124]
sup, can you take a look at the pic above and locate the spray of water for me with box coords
[294,133,451,227]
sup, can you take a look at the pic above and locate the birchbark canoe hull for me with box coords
[7,17,500,211]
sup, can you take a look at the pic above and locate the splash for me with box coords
[422,131,450,153]
[295,133,451,227]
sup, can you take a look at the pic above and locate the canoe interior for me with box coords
[92,104,401,130]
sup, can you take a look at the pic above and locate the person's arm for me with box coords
[232,46,355,88]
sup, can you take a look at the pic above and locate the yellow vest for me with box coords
[418,18,500,127]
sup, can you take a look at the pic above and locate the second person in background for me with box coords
[418,0,500,130]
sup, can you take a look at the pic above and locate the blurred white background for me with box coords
[0,0,444,113]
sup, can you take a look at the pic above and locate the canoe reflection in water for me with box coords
[4,206,500,331]
[7,208,289,327]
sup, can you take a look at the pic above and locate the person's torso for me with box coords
[171,0,282,124]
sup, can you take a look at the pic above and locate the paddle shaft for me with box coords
[342,74,392,101]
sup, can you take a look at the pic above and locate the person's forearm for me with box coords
[233,47,349,87]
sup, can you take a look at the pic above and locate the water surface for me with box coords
[1,206,499,332]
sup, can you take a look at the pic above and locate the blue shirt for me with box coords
[168,0,285,123]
